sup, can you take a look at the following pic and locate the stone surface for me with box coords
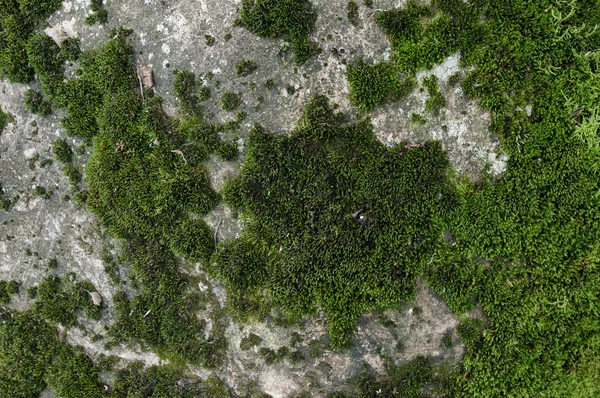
[0,1,497,396]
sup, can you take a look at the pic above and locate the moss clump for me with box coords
[221,91,242,111]
[84,0,108,25]
[239,0,319,64]
[235,59,258,77]
[347,60,416,112]
[240,332,262,350]
[33,185,51,199]
[215,95,456,347]
[0,0,62,83]
[0,185,18,211]
[52,139,73,163]
[347,356,433,396]
[205,34,216,46]
[110,361,234,397]
[409,112,426,126]
[24,89,52,116]
[0,309,103,398]
[0,107,7,133]
[32,274,100,327]
[423,75,446,116]
[347,1,359,27]
[0,280,19,304]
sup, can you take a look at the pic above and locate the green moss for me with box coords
[216,95,456,347]
[33,185,51,199]
[423,75,446,116]
[347,356,433,397]
[0,280,19,304]
[347,60,415,112]
[0,309,103,398]
[363,0,373,8]
[236,59,258,77]
[32,275,100,327]
[409,112,426,126]
[24,89,52,116]
[240,332,262,350]
[110,361,234,397]
[288,350,305,365]
[264,78,276,90]
[347,1,359,27]
[85,0,108,25]
[0,107,7,133]
[239,0,319,64]
[0,0,62,83]
[441,330,453,349]
[205,34,216,46]
[221,91,242,111]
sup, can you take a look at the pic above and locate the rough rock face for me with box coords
[0,1,501,396]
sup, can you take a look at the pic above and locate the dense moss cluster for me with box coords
[0,0,62,83]
[31,274,100,327]
[0,309,234,397]
[347,59,416,112]
[0,309,103,397]
[0,279,19,304]
[330,356,434,397]
[24,88,51,116]
[239,0,319,64]
[216,94,456,347]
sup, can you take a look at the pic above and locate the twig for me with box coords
[133,61,144,100]
[214,218,222,250]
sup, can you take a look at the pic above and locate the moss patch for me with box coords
[239,0,319,64]
[215,95,456,347]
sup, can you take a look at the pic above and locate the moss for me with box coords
[409,112,426,126]
[0,280,19,304]
[174,69,205,118]
[447,71,462,87]
[85,0,108,25]
[205,34,216,46]
[441,330,453,349]
[236,59,258,77]
[347,1,359,27]
[224,32,232,42]
[0,309,103,398]
[239,0,319,64]
[307,338,327,359]
[259,347,280,365]
[33,274,100,327]
[347,60,415,112]
[24,89,52,116]
[288,350,305,365]
[0,0,62,83]
[33,186,51,199]
[285,84,296,96]
[221,91,242,111]
[363,0,373,7]
[345,356,433,396]
[111,361,234,397]
[264,78,276,90]
[0,107,8,133]
[423,75,447,116]
[216,95,456,347]
[240,332,262,350]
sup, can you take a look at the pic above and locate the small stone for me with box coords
[89,291,102,306]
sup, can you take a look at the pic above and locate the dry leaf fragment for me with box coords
[137,61,154,88]
[89,291,102,306]
[44,23,70,46]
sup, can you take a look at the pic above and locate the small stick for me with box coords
[214,218,222,250]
